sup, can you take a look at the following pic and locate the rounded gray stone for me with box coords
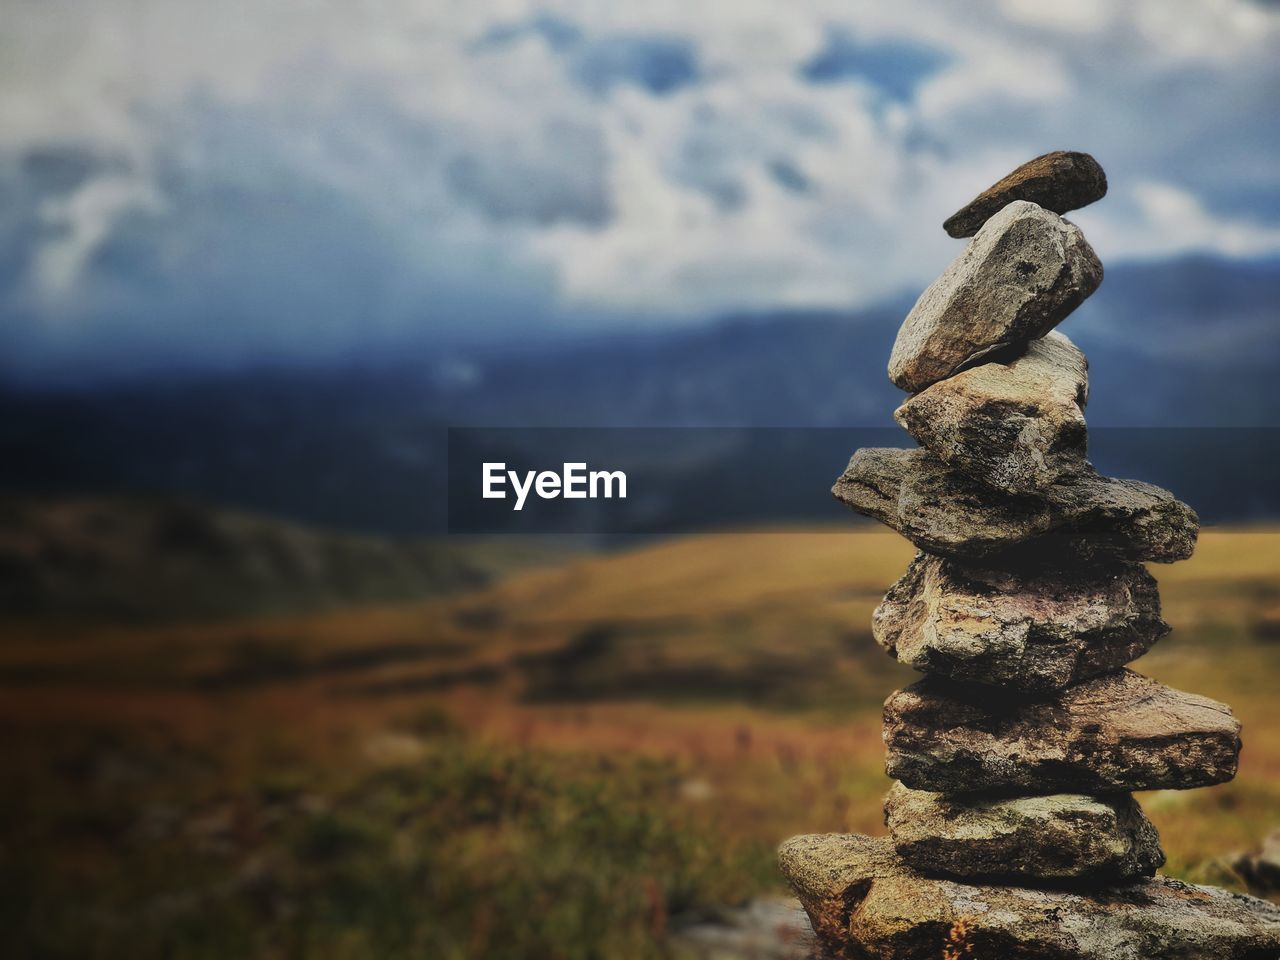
[889,200,1103,393]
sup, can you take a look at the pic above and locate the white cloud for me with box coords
[1000,0,1113,34]
[1,0,1278,372]
[1079,181,1280,261]
[29,172,164,305]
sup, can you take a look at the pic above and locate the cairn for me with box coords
[779,152,1280,959]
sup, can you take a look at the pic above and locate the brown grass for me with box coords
[2,526,1279,956]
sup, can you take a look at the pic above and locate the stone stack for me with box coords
[779,152,1280,959]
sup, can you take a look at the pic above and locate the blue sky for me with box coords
[2,0,1280,380]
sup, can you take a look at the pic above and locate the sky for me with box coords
[2,0,1280,381]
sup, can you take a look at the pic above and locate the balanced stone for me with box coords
[873,554,1168,691]
[883,670,1240,795]
[833,447,1198,564]
[943,150,1108,238]
[884,782,1163,883]
[779,833,1280,960]
[888,200,1103,392]
[784,158,1261,958]
[894,331,1089,494]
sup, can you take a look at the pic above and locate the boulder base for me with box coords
[779,833,1280,960]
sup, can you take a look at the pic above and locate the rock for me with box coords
[943,151,1108,238]
[894,331,1089,494]
[883,783,1164,883]
[1232,829,1280,895]
[779,833,1280,960]
[671,896,814,960]
[883,669,1240,795]
[872,554,1168,691]
[888,201,1103,392]
[833,447,1198,564]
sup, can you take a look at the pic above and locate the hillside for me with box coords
[3,525,1280,957]
[0,495,569,621]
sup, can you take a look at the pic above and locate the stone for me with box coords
[872,554,1168,691]
[894,331,1089,494]
[883,670,1241,795]
[888,201,1103,392]
[1232,829,1280,895]
[670,897,814,960]
[944,150,1108,238]
[883,782,1164,883]
[779,833,1280,960]
[833,447,1198,564]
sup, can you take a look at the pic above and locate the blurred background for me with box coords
[3,1,1280,957]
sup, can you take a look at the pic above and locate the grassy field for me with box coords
[3,527,1279,957]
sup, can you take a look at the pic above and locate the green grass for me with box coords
[2,727,771,960]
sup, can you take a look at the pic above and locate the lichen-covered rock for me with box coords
[888,201,1103,392]
[833,447,1198,564]
[883,670,1240,795]
[873,554,1168,691]
[943,151,1108,238]
[883,783,1163,883]
[778,833,1280,960]
[894,331,1089,493]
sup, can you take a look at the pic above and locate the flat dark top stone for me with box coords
[944,150,1107,238]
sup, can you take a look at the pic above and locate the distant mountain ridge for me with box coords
[1,254,1278,535]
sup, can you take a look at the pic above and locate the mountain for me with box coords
[1,255,1277,536]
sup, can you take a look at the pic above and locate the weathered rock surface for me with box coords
[779,833,1280,960]
[833,447,1198,564]
[873,554,1168,691]
[883,670,1240,795]
[894,331,1089,493]
[888,201,1103,392]
[883,782,1164,883]
[943,150,1108,238]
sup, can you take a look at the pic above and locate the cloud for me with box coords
[0,0,1278,378]
[28,170,163,304]
[799,29,950,102]
[1078,181,1280,261]
[998,0,1113,34]
[477,14,701,97]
